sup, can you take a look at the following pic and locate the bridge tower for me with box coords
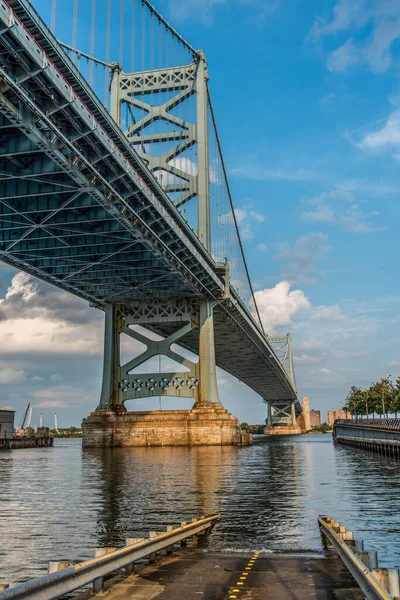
[95,50,221,412]
[82,43,240,447]
[264,334,303,435]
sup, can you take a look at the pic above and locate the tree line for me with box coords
[344,376,400,418]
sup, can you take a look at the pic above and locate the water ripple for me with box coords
[0,435,399,584]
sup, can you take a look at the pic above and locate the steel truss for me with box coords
[99,299,221,407]
[0,0,299,406]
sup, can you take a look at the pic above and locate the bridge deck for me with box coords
[86,549,363,600]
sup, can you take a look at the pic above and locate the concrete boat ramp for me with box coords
[78,549,363,600]
[1,515,397,600]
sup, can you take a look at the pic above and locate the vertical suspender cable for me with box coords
[150,10,154,168]
[141,1,145,136]
[120,0,124,68]
[72,0,78,50]
[51,0,56,33]
[158,18,162,180]
[104,0,111,107]
[89,0,96,86]
[131,0,136,73]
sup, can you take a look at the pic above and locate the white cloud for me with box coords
[307,0,368,42]
[273,233,331,285]
[389,360,400,366]
[35,400,69,408]
[294,353,321,365]
[254,281,311,333]
[0,272,103,356]
[32,385,93,407]
[257,243,267,251]
[316,368,332,374]
[308,0,400,74]
[359,110,400,149]
[232,165,316,182]
[0,367,28,384]
[301,190,382,233]
[31,375,44,382]
[312,304,346,322]
[168,0,277,24]
[220,207,265,241]
[50,374,63,382]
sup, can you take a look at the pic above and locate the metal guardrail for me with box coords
[0,514,219,600]
[318,516,400,600]
[335,419,400,431]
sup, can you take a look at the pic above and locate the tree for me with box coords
[368,378,394,418]
[346,386,366,417]
[389,376,400,417]
[240,422,249,432]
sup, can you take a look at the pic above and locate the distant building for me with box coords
[0,410,15,439]
[310,410,321,427]
[328,409,352,426]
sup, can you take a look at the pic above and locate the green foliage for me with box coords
[312,422,332,433]
[345,376,400,417]
[240,422,249,432]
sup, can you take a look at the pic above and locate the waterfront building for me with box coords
[328,409,352,426]
[0,410,15,439]
[310,410,321,427]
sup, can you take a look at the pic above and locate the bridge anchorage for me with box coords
[0,0,302,446]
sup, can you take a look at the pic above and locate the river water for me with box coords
[0,435,399,584]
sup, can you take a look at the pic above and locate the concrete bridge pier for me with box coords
[264,396,311,435]
[82,299,247,447]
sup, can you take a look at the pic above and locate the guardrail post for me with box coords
[368,551,378,569]
[93,577,104,594]
[356,551,372,568]
[148,532,158,563]
[354,539,364,552]
[48,561,73,573]
[180,522,188,547]
[166,526,175,554]
[372,568,389,590]
[93,547,117,591]
[124,538,144,576]
[388,568,400,597]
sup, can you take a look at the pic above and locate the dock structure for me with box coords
[333,419,400,457]
[0,428,53,451]
[1,515,399,600]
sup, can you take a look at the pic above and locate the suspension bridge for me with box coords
[0,0,301,444]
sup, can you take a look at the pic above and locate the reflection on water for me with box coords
[0,435,399,584]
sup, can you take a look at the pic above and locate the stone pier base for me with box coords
[264,425,303,435]
[82,408,252,447]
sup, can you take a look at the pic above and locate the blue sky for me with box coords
[2,0,400,427]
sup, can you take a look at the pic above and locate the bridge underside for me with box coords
[0,0,300,426]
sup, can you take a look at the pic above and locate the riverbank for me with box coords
[1,435,399,585]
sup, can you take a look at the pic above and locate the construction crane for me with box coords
[19,402,31,430]
[26,405,32,429]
